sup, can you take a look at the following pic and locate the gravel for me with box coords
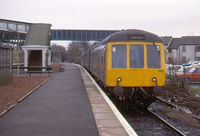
[0,76,49,114]
[150,101,200,135]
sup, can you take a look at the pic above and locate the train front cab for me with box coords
[105,41,165,97]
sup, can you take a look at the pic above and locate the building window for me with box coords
[25,25,29,32]
[195,57,200,61]
[182,57,186,63]
[7,23,14,30]
[195,46,200,52]
[168,49,172,53]
[168,57,172,64]
[17,24,24,32]
[182,45,186,52]
[0,21,4,29]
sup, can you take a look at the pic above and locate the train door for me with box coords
[98,46,103,80]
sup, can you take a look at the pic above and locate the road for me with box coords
[190,83,200,89]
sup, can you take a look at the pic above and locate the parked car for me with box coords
[177,67,200,83]
[192,62,200,67]
[165,64,184,75]
[182,61,200,66]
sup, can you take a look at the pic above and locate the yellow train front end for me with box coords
[105,41,165,88]
[86,29,165,108]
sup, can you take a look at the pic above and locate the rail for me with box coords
[156,96,200,121]
[148,108,187,136]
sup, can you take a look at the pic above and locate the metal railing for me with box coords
[13,66,52,76]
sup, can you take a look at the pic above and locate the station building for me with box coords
[22,23,52,71]
[0,43,13,86]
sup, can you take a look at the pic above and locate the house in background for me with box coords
[180,36,200,63]
[161,36,200,65]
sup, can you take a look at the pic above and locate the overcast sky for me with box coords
[1,0,200,46]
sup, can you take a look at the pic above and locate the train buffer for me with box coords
[0,63,137,136]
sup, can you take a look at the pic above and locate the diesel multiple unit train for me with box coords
[81,29,165,108]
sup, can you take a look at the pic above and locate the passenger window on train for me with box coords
[130,45,144,68]
[112,45,126,68]
[147,45,161,68]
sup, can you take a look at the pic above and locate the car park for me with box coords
[182,61,200,66]
[177,67,200,83]
[192,62,200,67]
[165,64,184,75]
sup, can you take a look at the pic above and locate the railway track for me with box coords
[149,99,200,136]
[101,87,198,135]
[103,91,181,135]
[147,108,186,136]
[124,105,188,136]
[89,70,200,135]
[112,94,200,135]
[162,91,200,111]
[157,95,200,121]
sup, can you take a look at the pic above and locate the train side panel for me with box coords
[90,44,106,84]
[81,50,90,70]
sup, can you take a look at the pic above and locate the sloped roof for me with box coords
[161,36,172,45]
[168,38,181,49]
[25,23,51,46]
[181,36,200,45]
[0,18,31,25]
[166,36,200,49]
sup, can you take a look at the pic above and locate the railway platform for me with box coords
[0,63,137,136]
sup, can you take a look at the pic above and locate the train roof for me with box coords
[88,29,163,51]
[105,29,163,43]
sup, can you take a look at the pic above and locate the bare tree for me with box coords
[51,43,67,63]
[67,41,90,63]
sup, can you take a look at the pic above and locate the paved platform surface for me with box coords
[0,63,137,136]
[0,64,98,136]
[78,66,134,136]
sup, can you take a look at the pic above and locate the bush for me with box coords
[164,70,190,97]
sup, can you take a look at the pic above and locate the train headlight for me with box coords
[152,77,157,82]
[117,77,121,86]
[117,77,121,82]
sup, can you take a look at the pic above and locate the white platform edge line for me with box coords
[77,64,138,136]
